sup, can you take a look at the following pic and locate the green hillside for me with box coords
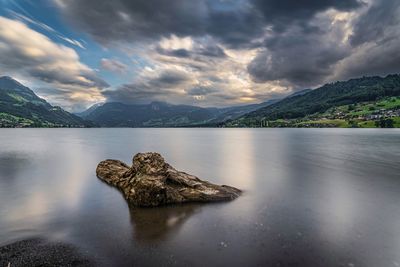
[0,76,89,127]
[227,74,400,128]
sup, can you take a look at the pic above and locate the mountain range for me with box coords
[77,99,278,127]
[0,76,88,127]
[0,74,399,127]
[76,89,315,127]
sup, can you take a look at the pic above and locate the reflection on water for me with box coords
[0,129,399,267]
[129,204,201,243]
[0,152,31,181]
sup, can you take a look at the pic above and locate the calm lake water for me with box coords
[0,129,399,266]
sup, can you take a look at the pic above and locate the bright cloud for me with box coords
[0,16,107,111]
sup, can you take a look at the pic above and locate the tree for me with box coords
[375,118,394,128]
[385,119,394,128]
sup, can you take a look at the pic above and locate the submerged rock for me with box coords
[96,152,241,207]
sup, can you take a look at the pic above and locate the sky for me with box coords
[0,0,399,112]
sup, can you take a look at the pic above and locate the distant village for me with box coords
[255,105,400,128]
[326,108,400,121]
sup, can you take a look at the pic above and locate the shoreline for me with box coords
[0,238,93,267]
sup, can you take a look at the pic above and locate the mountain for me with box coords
[286,89,312,98]
[237,74,400,122]
[0,76,89,127]
[79,101,216,127]
[78,99,279,127]
[210,99,280,124]
[75,102,104,118]
[0,76,51,108]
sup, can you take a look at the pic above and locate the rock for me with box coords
[96,152,241,207]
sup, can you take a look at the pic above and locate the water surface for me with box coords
[0,129,399,266]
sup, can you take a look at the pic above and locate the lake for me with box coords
[0,129,399,266]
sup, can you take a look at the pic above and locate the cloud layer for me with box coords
[0,16,107,111]
[101,58,128,74]
[2,0,400,110]
[53,0,399,107]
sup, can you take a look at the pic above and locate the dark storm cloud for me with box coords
[103,83,165,103]
[102,68,190,103]
[56,0,207,43]
[151,69,189,86]
[248,21,351,87]
[56,0,400,97]
[245,0,365,87]
[156,43,226,59]
[28,67,109,88]
[55,0,265,48]
[337,38,400,80]
[156,48,191,58]
[334,0,400,80]
[197,44,227,58]
[252,0,363,31]
[57,0,362,48]
[247,0,400,88]
[186,86,218,96]
[206,6,265,48]
[350,0,399,46]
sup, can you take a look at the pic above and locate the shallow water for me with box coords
[0,128,399,266]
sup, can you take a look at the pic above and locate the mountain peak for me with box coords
[0,75,25,84]
[0,76,25,88]
[0,76,49,106]
[0,75,17,80]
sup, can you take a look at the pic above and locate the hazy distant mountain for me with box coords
[75,102,105,118]
[236,74,400,122]
[209,99,280,124]
[79,101,215,127]
[78,99,279,127]
[0,76,89,127]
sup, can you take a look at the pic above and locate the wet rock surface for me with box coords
[96,152,241,207]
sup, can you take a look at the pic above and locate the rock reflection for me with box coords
[129,204,201,243]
